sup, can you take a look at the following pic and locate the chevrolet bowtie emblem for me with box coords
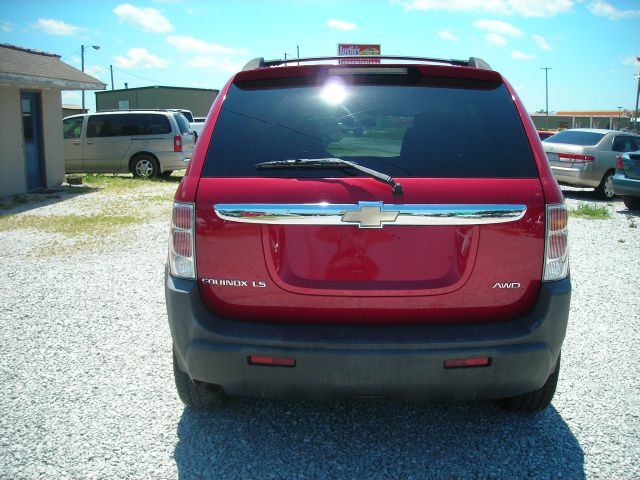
[341,202,400,228]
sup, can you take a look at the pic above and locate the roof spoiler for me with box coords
[242,55,491,71]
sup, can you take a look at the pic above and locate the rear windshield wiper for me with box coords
[255,158,403,195]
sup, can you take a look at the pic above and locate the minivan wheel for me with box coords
[494,353,560,413]
[623,196,640,210]
[595,171,615,199]
[132,155,159,179]
[173,349,228,409]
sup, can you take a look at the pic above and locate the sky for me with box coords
[1,0,639,114]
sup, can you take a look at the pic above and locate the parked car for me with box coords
[190,116,206,142]
[542,129,640,199]
[166,55,571,413]
[613,150,640,210]
[537,130,556,141]
[63,110,194,178]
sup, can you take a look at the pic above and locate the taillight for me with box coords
[558,153,594,162]
[168,202,195,279]
[173,135,183,152]
[616,155,623,170]
[543,204,569,282]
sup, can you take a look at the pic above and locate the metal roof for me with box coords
[0,43,106,90]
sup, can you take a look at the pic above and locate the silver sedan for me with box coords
[542,129,640,199]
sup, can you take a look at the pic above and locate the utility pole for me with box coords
[541,67,552,130]
[110,65,114,91]
[635,57,640,133]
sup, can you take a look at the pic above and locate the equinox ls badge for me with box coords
[341,202,400,228]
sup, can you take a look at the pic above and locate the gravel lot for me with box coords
[1,180,639,479]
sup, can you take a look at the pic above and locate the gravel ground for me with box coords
[0,182,639,479]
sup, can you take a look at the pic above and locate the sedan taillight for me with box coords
[169,202,195,279]
[615,155,623,170]
[558,153,594,162]
[543,204,569,282]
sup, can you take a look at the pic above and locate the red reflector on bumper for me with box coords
[443,357,491,368]
[248,355,296,367]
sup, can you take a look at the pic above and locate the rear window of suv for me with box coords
[202,75,537,179]
[172,113,192,135]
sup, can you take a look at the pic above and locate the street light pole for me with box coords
[541,67,552,130]
[81,44,100,112]
[617,106,623,130]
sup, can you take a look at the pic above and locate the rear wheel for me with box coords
[494,353,560,413]
[131,155,159,179]
[595,170,615,199]
[623,196,640,210]
[173,349,228,409]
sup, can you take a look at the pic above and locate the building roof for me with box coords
[0,44,106,90]
[95,85,218,95]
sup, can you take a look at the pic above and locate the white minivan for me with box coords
[62,110,195,178]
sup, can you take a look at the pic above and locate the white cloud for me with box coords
[186,56,245,73]
[85,65,106,77]
[473,19,523,37]
[1,20,13,32]
[61,91,81,104]
[532,34,551,50]
[166,35,249,55]
[327,18,357,31]
[32,18,81,36]
[113,4,174,33]
[438,29,458,41]
[511,50,537,60]
[587,0,640,20]
[393,0,573,17]
[621,56,640,66]
[486,33,507,46]
[114,48,169,68]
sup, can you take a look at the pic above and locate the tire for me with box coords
[131,155,159,179]
[173,349,228,409]
[494,353,560,413]
[595,170,615,199]
[623,196,640,210]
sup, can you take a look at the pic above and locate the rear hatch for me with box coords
[194,65,545,325]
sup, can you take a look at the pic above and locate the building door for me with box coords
[21,91,46,190]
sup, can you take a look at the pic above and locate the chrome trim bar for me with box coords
[214,202,527,228]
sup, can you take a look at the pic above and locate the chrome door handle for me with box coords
[86,140,94,144]
[73,140,81,145]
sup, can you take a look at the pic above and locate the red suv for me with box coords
[166,55,571,412]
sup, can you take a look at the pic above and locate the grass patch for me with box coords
[569,203,611,220]
[0,212,140,236]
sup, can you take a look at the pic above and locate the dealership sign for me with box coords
[338,44,381,64]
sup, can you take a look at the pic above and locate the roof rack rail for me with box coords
[241,55,492,71]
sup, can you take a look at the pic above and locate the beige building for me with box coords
[0,44,105,197]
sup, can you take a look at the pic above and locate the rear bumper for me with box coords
[612,172,640,197]
[166,270,571,401]
[550,163,598,187]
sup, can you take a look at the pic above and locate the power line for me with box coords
[111,66,173,87]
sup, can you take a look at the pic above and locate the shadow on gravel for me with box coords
[174,400,584,479]
[0,186,99,216]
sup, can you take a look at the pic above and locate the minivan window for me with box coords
[63,116,83,139]
[173,113,192,135]
[202,78,537,179]
[86,113,171,137]
[544,131,606,146]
